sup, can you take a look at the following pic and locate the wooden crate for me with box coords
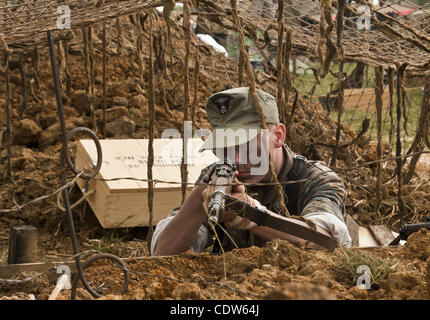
[75,139,218,228]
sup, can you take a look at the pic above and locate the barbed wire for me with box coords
[331,150,430,171]
[0,171,83,213]
[0,150,429,214]
[0,270,51,285]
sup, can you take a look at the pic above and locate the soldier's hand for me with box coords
[201,185,210,209]
[201,175,249,211]
[228,176,248,202]
[221,177,257,230]
[222,176,248,223]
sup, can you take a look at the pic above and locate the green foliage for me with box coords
[224,32,263,60]
[329,86,423,149]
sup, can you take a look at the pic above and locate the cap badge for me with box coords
[214,96,230,114]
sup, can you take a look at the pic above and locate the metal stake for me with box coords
[47,30,101,299]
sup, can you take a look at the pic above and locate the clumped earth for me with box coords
[1,230,430,300]
[0,10,429,299]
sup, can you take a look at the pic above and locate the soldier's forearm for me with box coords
[152,185,208,256]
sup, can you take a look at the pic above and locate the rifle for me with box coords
[203,159,237,225]
[389,217,430,246]
[202,160,338,251]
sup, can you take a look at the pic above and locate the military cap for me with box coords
[199,87,279,152]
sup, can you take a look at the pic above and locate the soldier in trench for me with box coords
[151,87,351,256]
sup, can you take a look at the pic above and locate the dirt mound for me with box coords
[1,238,429,300]
[406,228,430,261]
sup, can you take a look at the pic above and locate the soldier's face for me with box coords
[214,128,276,184]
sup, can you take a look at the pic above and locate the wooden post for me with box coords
[146,18,155,251]
[283,28,293,139]
[395,64,407,226]
[331,62,345,167]
[276,0,285,122]
[8,226,38,264]
[374,66,384,217]
[4,52,13,182]
[182,0,191,205]
[292,55,297,76]
[102,23,107,139]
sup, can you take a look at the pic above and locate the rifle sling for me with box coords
[224,195,339,251]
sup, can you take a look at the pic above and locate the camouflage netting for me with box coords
[201,0,430,72]
[1,0,430,70]
[0,0,164,50]
[2,1,430,69]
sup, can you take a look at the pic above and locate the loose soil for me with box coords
[2,230,430,300]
